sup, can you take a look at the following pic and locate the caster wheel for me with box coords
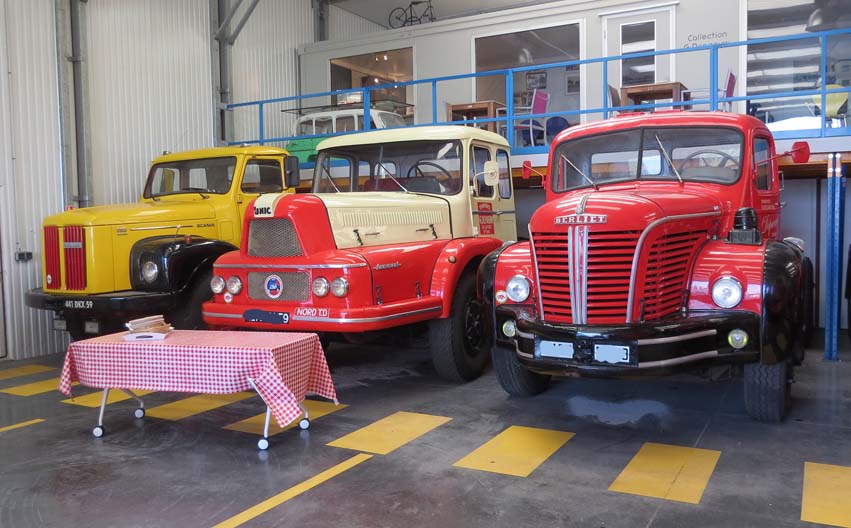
[298,418,310,430]
[92,426,104,438]
[257,438,269,450]
[134,408,145,419]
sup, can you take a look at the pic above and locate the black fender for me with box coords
[129,236,238,294]
[760,240,804,364]
[477,242,515,347]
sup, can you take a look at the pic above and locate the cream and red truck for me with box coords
[479,111,814,422]
[202,126,517,381]
[25,146,300,340]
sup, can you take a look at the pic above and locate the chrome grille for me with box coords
[247,271,309,301]
[247,218,303,257]
[642,230,707,320]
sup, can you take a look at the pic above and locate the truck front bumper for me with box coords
[25,288,176,317]
[496,307,760,377]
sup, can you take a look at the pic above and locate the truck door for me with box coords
[752,135,781,239]
[233,157,286,240]
[469,143,517,241]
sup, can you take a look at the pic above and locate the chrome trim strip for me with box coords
[214,263,368,270]
[63,242,83,249]
[580,226,588,324]
[635,329,717,346]
[202,311,241,319]
[577,194,590,215]
[625,211,721,323]
[567,227,576,323]
[529,223,545,322]
[292,306,441,323]
[638,350,718,369]
[472,210,516,216]
[130,225,191,231]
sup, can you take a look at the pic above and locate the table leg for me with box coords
[247,378,272,450]
[120,389,146,419]
[298,402,310,431]
[93,388,109,437]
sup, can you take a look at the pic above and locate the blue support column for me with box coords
[505,72,514,149]
[363,88,371,131]
[258,103,265,145]
[825,153,844,361]
[431,80,438,124]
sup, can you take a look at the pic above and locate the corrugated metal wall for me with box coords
[328,5,382,41]
[87,0,213,206]
[0,0,67,358]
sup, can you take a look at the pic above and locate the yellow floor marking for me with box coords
[453,425,574,477]
[146,392,255,421]
[212,453,373,528]
[61,389,154,407]
[327,411,451,455]
[0,418,45,433]
[0,378,76,396]
[608,442,721,504]
[224,400,347,436]
[802,462,851,527]
[0,365,54,381]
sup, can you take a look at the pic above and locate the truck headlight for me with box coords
[312,277,329,297]
[141,261,159,284]
[331,277,349,297]
[211,275,225,294]
[226,276,242,294]
[506,275,531,303]
[712,277,742,308]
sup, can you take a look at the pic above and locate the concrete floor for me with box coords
[1,336,851,528]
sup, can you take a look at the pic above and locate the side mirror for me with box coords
[482,160,499,187]
[522,160,533,180]
[790,141,810,164]
[284,156,301,188]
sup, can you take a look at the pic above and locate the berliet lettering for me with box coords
[374,262,401,270]
[554,214,608,225]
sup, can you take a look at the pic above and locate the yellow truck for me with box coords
[25,146,301,340]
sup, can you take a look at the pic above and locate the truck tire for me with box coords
[170,270,212,330]
[800,257,814,350]
[492,344,551,396]
[743,361,790,422]
[429,273,489,381]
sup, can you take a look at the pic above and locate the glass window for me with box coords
[497,150,511,199]
[296,119,314,136]
[314,117,333,135]
[336,115,355,132]
[241,159,283,194]
[621,21,655,86]
[316,155,354,193]
[470,146,493,198]
[754,137,772,190]
[329,48,412,110]
[145,157,236,197]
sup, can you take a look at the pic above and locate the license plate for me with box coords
[594,344,631,364]
[64,299,93,310]
[244,309,290,325]
[539,340,574,359]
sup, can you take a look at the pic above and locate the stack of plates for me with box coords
[123,315,174,341]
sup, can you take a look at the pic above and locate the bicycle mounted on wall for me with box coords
[388,0,435,28]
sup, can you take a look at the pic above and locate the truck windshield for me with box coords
[551,127,744,193]
[144,157,237,198]
[313,140,463,195]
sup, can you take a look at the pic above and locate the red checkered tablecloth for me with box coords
[59,330,337,428]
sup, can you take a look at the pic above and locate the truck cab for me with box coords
[25,146,300,340]
[203,126,516,381]
[479,111,813,422]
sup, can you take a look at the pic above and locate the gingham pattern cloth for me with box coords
[59,330,338,428]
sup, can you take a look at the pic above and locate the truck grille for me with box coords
[247,218,303,257]
[44,226,61,290]
[642,230,707,320]
[247,271,309,301]
[63,226,87,290]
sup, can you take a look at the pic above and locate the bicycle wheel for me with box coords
[388,7,407,28]
[424,5,435,22]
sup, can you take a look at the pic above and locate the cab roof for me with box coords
[152,145,288,163]
[316,125,510,150]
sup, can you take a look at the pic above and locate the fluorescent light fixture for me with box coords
[629,64,656,73]
[748,64,819,78]
[748,47,820,61]
[747,25,807,39]
[622,41,654,54]
[748,0,813,8]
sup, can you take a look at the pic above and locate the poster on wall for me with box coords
[526,71,547,90]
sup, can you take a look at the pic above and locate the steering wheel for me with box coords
[407,161,453,182]
[679,149,739,172]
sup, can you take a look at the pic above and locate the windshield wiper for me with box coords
[377,145,407,192]
[561,153,596,190]
[655,135,684,185]
[321,163,341,193]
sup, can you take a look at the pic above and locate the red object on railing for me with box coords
[44,226,61,290]
[63,226,87,290]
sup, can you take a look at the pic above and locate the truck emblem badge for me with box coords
[254,206,273,216]
[554,214,607,225]
[374,262,401,270]
[264,275,283,299]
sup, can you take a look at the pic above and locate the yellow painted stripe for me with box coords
[802,462,851,527]
[0,365,54,381]
[327,411,451,455]
[0,418,45,433]
[609,442,721,504]
[453,425,574,477]
[224,400,347,435]
[61,389,154,408]
[146,392,254,421]
[213,453,373,528]
[0,378,76,396]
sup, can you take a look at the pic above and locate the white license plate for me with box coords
[539,340,574,359]
[594,344,631,364]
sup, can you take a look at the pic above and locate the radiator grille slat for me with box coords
[44,226,60,290]
[247,271,309,301]
[642,230,707,320]
[248,219,303,257]
[63,226,86,291]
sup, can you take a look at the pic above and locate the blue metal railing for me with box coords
[229,27,851,152]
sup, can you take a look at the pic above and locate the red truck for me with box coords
[478,111,813,422]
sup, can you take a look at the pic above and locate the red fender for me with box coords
[430,237,504,318]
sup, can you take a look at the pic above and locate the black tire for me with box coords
[388,7,407,28]
[743,361,790,422]
[169,270,213,329]
[428,273,489,381]
[492,344,551,396]
[796,257,814,361]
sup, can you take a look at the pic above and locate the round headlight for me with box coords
[331,277,349,297]
[506,275,531,303]
[210,275,225,294]
[312,277,329,297]
[141,261,159,284]
[712,276,743,308]
[226,276,242,294]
